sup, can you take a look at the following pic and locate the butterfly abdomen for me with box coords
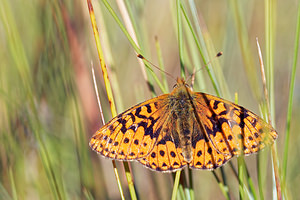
[169,87,195,163]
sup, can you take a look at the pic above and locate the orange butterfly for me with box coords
[89,78,277,172]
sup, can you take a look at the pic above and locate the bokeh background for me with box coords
[0,0,299,199]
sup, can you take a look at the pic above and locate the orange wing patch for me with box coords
[138,133,187,172]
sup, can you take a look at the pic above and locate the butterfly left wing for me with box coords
[89,94,169,160]
[189,92,278,170]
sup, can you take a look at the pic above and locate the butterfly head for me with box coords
[173,77,192,91]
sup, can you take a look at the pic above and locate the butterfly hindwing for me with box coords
[190,117,232,170]
[138,110,188,172]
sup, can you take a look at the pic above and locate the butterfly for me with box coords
[89,78,278,172]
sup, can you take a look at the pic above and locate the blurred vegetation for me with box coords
[0,0,299,199]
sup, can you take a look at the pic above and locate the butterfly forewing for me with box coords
[89,95,169,160]
[192,93,277,158]
[189,118,231,170]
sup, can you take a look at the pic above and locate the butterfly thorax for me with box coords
[167,78,195,163]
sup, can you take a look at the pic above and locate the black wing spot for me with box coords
[219,110,227,116]
[197,150,202,157]
[151,152,156,158]
[124,138,129,143]
[145,104,152,113]
[113,141,119,146]
[129,152,135,156]
[109,125,115,131]
[196,161,202,166]
[120,124,127,134]
[134,139,139,145]
[159,150,165,157]
[228,135,233,141]
[128,113,136,123]
[117,118,128,134]
[135,107,147,119]
[213,101,219,109]
[154,102,159,109]
[143,117,160,139]
[207,147,212,154]
[170,151,176,158]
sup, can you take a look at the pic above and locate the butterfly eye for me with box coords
[173,83,179,88]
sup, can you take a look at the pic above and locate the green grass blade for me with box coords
[172,171,182,200]
[282,0,300,183]
[212,171,230,200]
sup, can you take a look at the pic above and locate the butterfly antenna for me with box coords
[186,52,223,83]
[137,54,176,80]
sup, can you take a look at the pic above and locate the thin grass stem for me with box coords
[87,1,127,199]
[256,37,281,200]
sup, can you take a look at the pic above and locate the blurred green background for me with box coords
[0,0,299,199]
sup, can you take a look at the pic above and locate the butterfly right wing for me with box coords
[89,94,169,161]
[189,92,277,170]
